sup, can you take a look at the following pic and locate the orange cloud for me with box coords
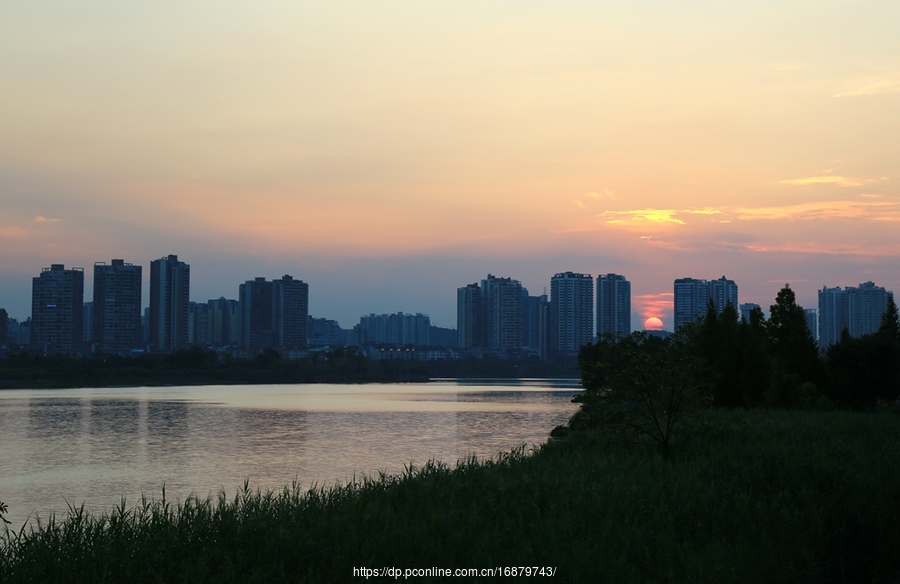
[0,226,31,238]
[34,216,61,223]
[779,176,868,187]
[600,208,724,225]
[633,292,673,321]
[732,200,900,222]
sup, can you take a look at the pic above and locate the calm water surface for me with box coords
[0,380,579,528]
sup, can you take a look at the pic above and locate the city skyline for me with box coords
[2,2,899,328]
[1,254,893,334]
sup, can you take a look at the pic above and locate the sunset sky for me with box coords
[2,1,898,329]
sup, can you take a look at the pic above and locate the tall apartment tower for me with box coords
[550,272,594,356]
[208,298,241,346]
[273,275,309,349]
[709,276,739,313]
[818,286,847,348]
[522,291,550,359]
[674,276,738,330]
[804,308,818,344]
[240,275,308,349]
[457,283,484,349]
[596,273,631,337]
[93,259,142,354]
[818,282,893,348]
[31,264,84,353]
[482,274,524,349]
[149,254,190,352]
[848,282,891,338]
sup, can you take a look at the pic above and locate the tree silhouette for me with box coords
[765,284,821,407]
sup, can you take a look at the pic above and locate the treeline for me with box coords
[572,285,900,453]
[0,347,430,389]
[579,284,900,413]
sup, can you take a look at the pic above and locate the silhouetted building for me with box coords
[208,298,241,346]
[82,302,93,343]
[739,303,761,323]
[818,282,893,348]
[550,272,593,357]
[818,286,847,348]
[804,308,818,344]
[356,312,430,346]
[457,283,484,349]
[188,302,209,346]
[31,264,84,354]
[674,276,738,330]
[596,273,631,337]
[522,292,550,359]
[240,275,308,349]
[0,308,7,347]
[93,259,142,354]
[7,317,30,346]
[483,274,524,349]
[308,317,344,347]
[848,282,891,338]
[149,254,190,351]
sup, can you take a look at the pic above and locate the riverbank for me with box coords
[0,349,577,389]
[4,408,900,582]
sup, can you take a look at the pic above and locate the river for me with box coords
[0,379,579,529]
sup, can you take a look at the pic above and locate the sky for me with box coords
[2,1,899,330]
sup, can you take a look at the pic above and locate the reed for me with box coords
[3,408,900,582]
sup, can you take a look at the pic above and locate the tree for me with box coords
[765,284,822,406]
[574,331,708,457]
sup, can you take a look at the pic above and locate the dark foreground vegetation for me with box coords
[3,409,900,583]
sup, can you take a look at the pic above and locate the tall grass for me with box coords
[3,409,900,582]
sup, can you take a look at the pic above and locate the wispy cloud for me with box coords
[732,199,900,222]
[779,175,869,187]
[834,79,900,97]
[34,216,61,223]
[0,226,31,238]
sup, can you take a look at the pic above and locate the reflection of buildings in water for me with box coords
[90,400,140,437]
[146,401,191,462]
[27,399,84,440]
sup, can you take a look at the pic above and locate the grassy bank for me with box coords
[3,409,900,582]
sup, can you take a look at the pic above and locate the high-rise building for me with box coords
[674,276,738,330]
[240,275,308,349]
[848,282,891,338]
[596,273,631,337]
[457,283,484,349]
[356,312,430,346]
[550,272,593,356]
[149,254,190,352]
[483,274,524,349]
[818,286,847,348]
[804,308,818,344]
[739,303,761,323]
[273,275,309,349]
[188,301,209,346]
[93,259,142,354]
[208,298,241,346]
[31,264,84,353]
[82,302,93,343]
[818,282,893,348]
[0,308,8,347]
[522,291,549,359]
